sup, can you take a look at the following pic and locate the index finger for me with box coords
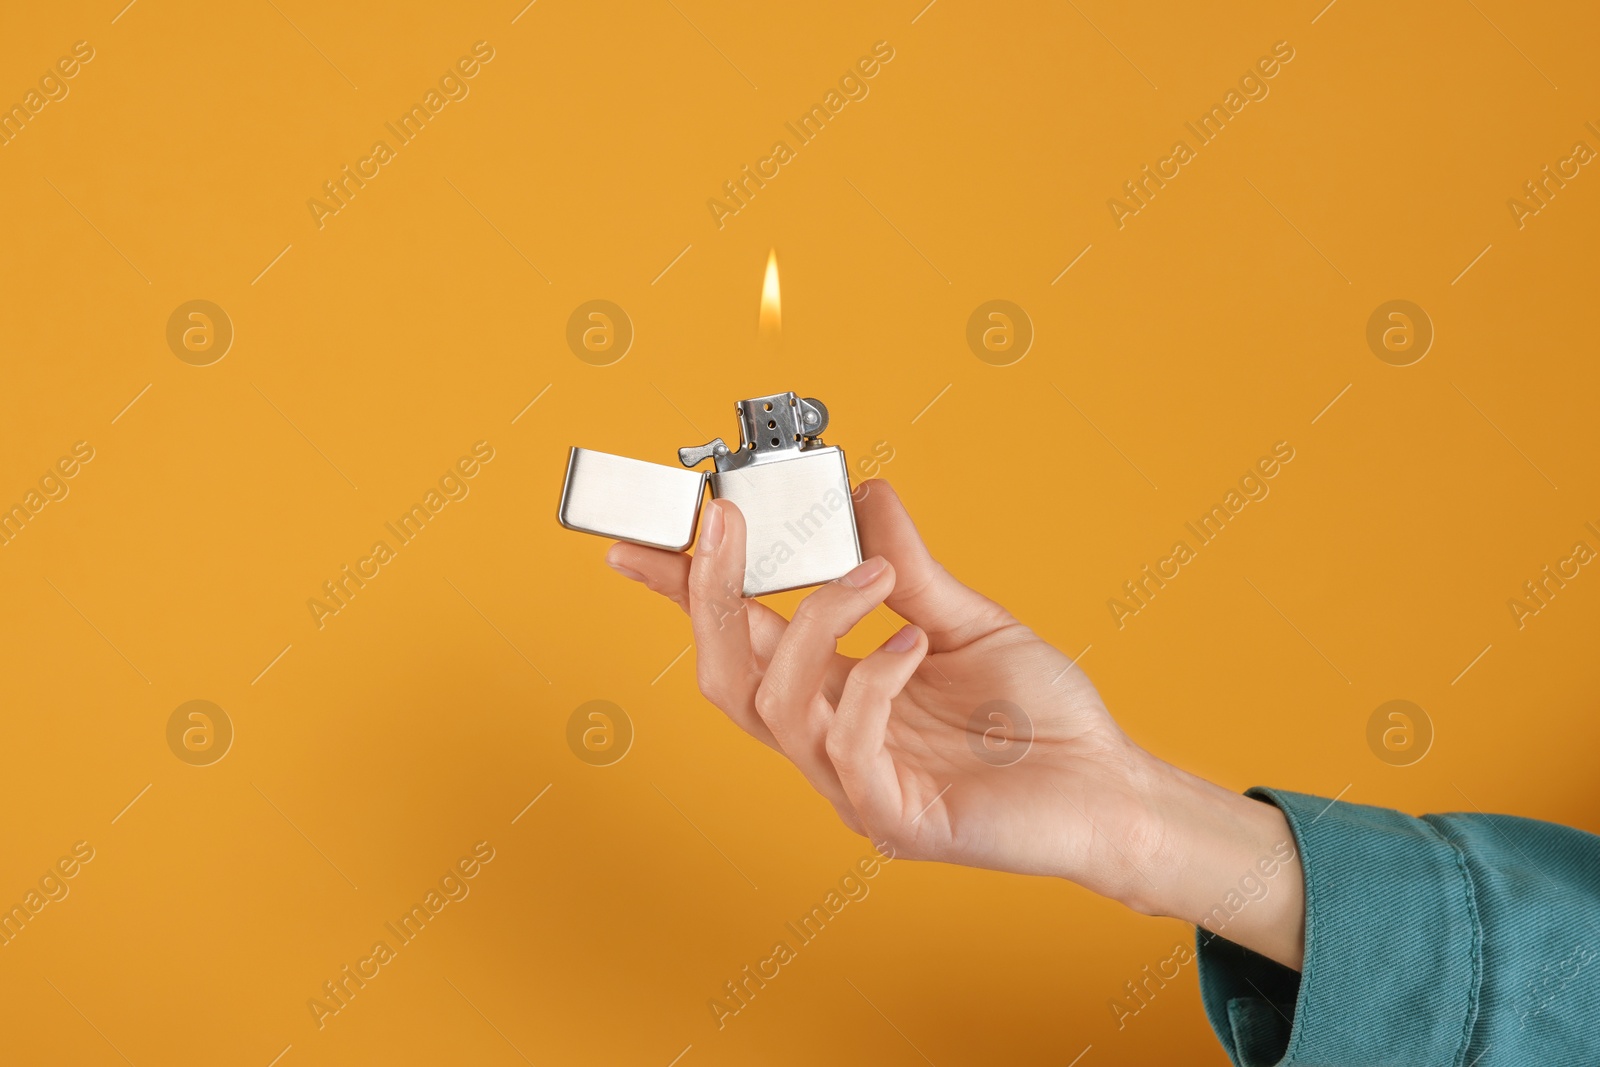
[688,499,766,737]
[607,534,861,697]
[607,540,791,659]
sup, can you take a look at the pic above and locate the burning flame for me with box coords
[758,248,781,342]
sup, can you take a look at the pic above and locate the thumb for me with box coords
[851,479,1012,650]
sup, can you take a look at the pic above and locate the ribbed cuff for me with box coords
[1196,788,1482,1067]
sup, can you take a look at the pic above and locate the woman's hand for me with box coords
[606,480,1305,970]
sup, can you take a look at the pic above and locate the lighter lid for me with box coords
[557,447,707,552]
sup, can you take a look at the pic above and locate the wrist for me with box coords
[1118,757,1306,970]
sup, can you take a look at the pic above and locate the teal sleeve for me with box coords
[1197,788,1600,1066]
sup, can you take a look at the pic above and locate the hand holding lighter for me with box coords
[559,391,862,596]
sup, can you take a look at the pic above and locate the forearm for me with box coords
[1116,755,1307,971]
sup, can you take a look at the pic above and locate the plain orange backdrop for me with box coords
[1,1,1597,1064]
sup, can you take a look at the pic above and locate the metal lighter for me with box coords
[558,391,862,596]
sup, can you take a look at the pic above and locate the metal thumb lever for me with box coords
[677,439,732,468]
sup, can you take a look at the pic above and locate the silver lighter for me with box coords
[558,391,862,596]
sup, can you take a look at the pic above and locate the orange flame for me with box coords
[758,249,781,344]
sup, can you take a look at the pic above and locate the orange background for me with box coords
[2,1,1598,1063]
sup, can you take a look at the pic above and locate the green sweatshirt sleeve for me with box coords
[1197,788,1600,1066]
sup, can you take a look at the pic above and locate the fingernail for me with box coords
[883,624,920,653]
[607,559,646,582]
[701,501,724,551]
[842,556,887,588]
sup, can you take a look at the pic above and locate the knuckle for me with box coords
[871,830,907,861]
[797,586,860,638]
[790,593,827,628]
[834,803,866,838]
[687,561,711,594]
[752,685,781,722]
[695,667,723,706]
[843,659,889,698]
[824,728,852,766]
